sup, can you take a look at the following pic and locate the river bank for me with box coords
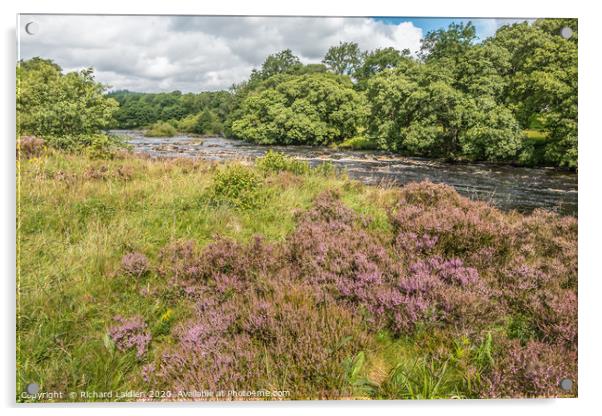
[113,130,578,216]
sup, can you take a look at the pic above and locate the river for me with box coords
[114,130,578,216]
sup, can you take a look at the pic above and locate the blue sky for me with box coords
[374,17,531,41]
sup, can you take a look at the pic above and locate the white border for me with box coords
[2,1,600,415]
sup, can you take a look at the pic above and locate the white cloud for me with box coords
[19,15,424,92]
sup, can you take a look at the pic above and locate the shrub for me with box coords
[256,150,310,175]
[209,165,265,209]
[144,121,177,137]
[85,134,121,159]
[121,252,150,278]
[108,315,152,358]
[337,135,378,150]
[42,133,127,155]
[482,338,576,398]
[149,276,366,399]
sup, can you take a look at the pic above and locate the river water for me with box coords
[114,130,578,216]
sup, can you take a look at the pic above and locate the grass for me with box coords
[344,329,496,399]
[17,151,393,400]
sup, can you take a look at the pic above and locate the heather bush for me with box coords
[18,136,45,159]
[482,338,576,398]
[108,315,152,358]
[157,239,200,280]
[390,181,517,260]
[152,273,367,398]
[106,180,576,399]
[120,252,150,278]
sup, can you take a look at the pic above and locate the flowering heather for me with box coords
[108,315,152,358]
[157,239,200,280]
[482,339,577,398]
[18,136,45,159]
[120,252,150,277]
[115,182,576,399]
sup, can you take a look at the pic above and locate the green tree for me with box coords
[366,69,521,161]
[491,19,578,168]
[419,22,477,64]
[17,58,118,137]
[231,73,367,145]
[322,42,363,76]
[250,49,302,81]
[355,47,411,87]
[454,42,511,100]
[193,109,222,135]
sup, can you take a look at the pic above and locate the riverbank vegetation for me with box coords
[105,18,577,169]
[17,148,577,400]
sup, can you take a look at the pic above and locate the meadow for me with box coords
[17,149,577,401]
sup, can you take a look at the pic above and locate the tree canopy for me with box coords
[17,58,118,137]
[231,72,367,145]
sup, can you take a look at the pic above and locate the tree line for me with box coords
[17,18,577,169]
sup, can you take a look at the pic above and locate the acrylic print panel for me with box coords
[16,14,578,402]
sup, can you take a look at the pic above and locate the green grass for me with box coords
[345,330,496,399]
[17,151,398,400]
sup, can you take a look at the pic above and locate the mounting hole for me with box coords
[25,21,39,36]
[559,378,573,391]
[26,383,40,395]
[560,26,573,39]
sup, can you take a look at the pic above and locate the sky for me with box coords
[18,15,532,93]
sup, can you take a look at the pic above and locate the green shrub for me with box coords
[144,122,177,138]
[43,133,127,156]
[256,150,310,175]
[85,134,124,159]
[313,161,337,177]
[337,135,378,150]
[209,165,265,209]
[177,113,199,133]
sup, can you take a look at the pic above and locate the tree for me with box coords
[534,18,577,43]
[17,58,118,137]
[491,19,578,168]
[109,90,234,130]
[193,109,222,135]
[355,47,411,87]
[322,42,363,76]
[454,42,511,100]
[231,73,367,145]
[250,49,302,81]
[419,22,477,64]
[365,69,521,161]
